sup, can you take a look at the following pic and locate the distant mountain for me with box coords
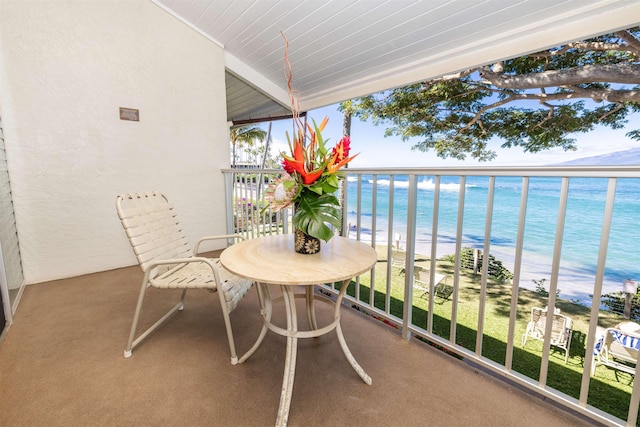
[553,147,640,166]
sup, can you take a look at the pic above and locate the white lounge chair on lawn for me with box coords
[391,249,406,270]
[592,325,640,379]
[522,306,573,364]
[414,268,451,303]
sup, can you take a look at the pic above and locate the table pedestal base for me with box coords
[238,279,371,427]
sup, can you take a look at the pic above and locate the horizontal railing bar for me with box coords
[223,166,640,178]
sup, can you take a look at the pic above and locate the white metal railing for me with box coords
[223,166,640,426]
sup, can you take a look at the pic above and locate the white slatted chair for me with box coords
[390,233,405,271]
[391,249,406,270]
[116,191,254,364]
[522,306,573,364]
[413,267,451,303]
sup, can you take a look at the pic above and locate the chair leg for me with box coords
[124,280,189,358]
[124,281,149,358]
[216,290,240,365]
[565,331,572,364]
[178,288,187,310]
[238,283,271,364]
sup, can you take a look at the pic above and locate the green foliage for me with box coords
[292,189,342,242]
[441,253,456,263]
[345,27,640,160]
[440,248,513,282]
[458,247,514,283]
[601,290,640,322]
[230,125,268,167]
[532,278,560,298]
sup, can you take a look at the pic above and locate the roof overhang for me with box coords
[153,0,640,124]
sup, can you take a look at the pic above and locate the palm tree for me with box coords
[230,125,267,167]
[338,101,354,235]
[340,100,353,137]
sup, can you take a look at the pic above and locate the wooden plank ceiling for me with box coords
[153,0,640,124]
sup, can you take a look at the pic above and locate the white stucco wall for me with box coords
[0,1,230,283]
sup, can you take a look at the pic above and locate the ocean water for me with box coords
[345,175,640,304]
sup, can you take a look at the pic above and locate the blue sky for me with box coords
[264,103,640,167]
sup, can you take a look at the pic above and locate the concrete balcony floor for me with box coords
[0,259,596,426]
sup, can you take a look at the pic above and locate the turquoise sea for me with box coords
[345,175,640,304]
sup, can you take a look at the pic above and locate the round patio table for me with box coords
[219,234,377,427]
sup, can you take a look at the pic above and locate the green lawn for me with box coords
[343,247,637,422]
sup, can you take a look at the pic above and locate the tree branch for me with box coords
[457,96,516,134]
[533,42,635,57]
[446,87,638,128]
[480,64,640,88]
[615,30,640,55]
[441,86,485,100]
[598,103,625,122]
[560,86,640,103]
[535,102,555,129]
[440,68,476,81]
[532,30,640,57]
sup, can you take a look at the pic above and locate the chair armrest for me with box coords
[146,256,217,271]
[143,256,220,282]
[194,234,246,254]
[148,257,212,266]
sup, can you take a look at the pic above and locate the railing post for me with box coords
[540,176,569,387]
[224,170,235,235]
[580,178,616,403]
[451,175,466,345]
[505,176,529,371]
[402,174,418,341]
[386,175,395,313]
[476,176,495,356]
[426,175,441,334]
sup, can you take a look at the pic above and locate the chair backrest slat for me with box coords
[116,192,192,272]
[531,307,543,321]
[550,314,568,343]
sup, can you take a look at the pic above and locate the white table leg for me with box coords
[250,280,370,426]
[306,286,318,330]
[238,283,272,364]
[335,279,372,385]
[276,285,298,427]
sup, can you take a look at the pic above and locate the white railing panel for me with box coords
[223,166,640,426]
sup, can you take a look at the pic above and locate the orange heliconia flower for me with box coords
[282,137,324,185]
[327,136,358,173]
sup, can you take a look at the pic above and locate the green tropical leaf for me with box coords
[293,191,341,242]
[325,174,339,188]
[308,181,325,195]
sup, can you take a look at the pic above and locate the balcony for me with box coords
[0,166,637,426]
[0,261,592,426]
